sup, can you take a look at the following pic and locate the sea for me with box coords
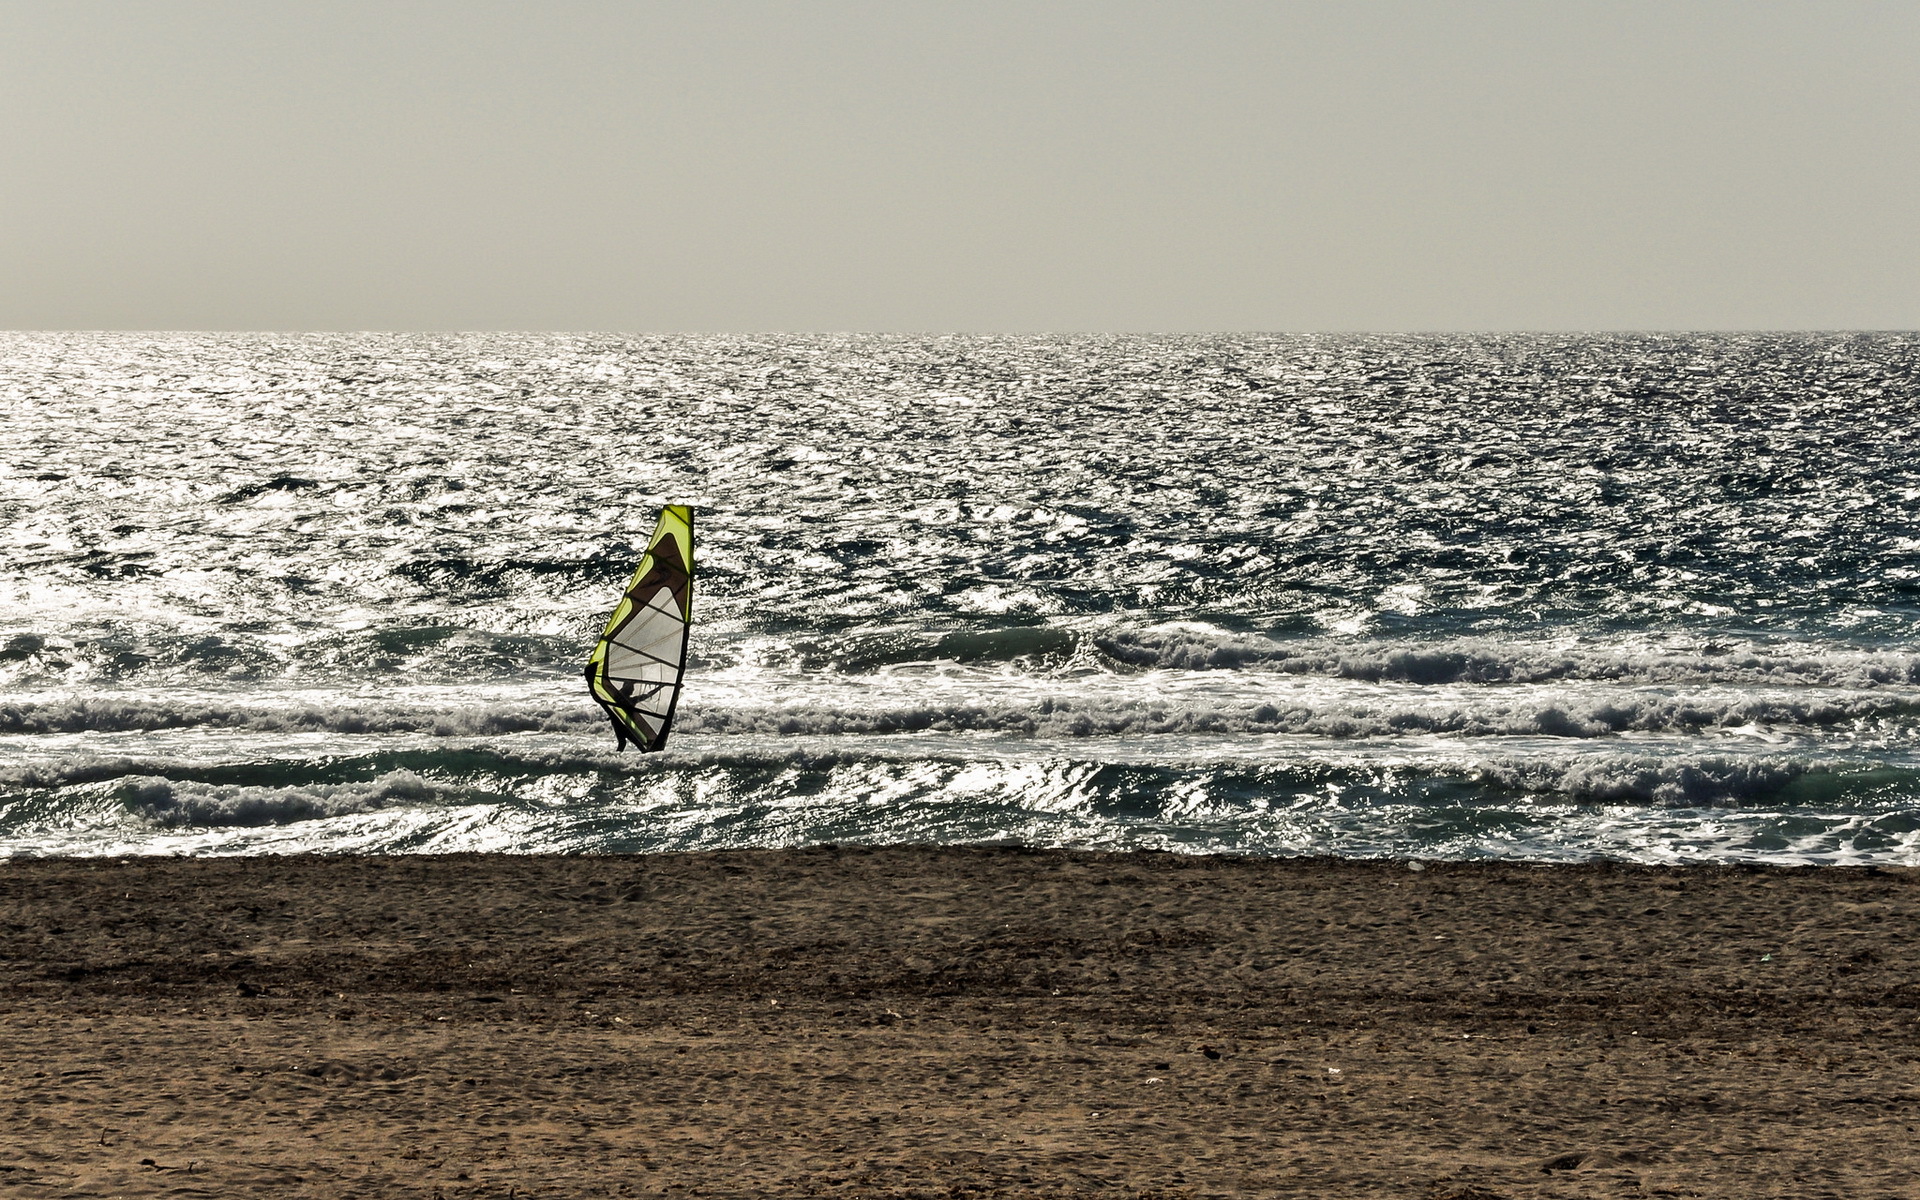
[4,332,1919,863]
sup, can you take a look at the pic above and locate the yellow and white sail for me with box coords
[585,505,693,751]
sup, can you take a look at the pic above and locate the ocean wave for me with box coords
[733,625,1920,693]
[1472,755,1815,806]
[1,748,591,794]
[6,684,1919,742]
[0,698,596,736]
[5,741,1918,865]
[686,692,1920,740]
[116,769,439,827]
[0,627,584,684]
[7,742,1917,814]
[1089,629,1920,688]
[12,615,1920,696]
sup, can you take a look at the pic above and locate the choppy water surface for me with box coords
[4,332,1920,861]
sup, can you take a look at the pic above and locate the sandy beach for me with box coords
[2,848,1917,1198]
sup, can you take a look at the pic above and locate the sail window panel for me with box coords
[605,633,683,672]
[606,632,682,669]
[607,607,683,655]
[618,605,684,645]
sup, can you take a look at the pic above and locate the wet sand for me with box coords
[2,848,1917,1198]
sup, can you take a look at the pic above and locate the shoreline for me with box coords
[3,848,1917,1197]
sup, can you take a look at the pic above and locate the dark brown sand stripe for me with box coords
[2,849,1916,1198]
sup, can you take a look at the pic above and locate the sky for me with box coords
[2,0,1917,332]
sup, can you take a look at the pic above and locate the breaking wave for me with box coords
[117,769,439,827]
[1087,630,1920,688]
[8,686,1920,741]
[6,743,1919,811]
[12,621,1920,694]
[0,697,595,736]
[4,744,1919,863]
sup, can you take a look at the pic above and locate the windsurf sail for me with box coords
[585,505,693,752]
